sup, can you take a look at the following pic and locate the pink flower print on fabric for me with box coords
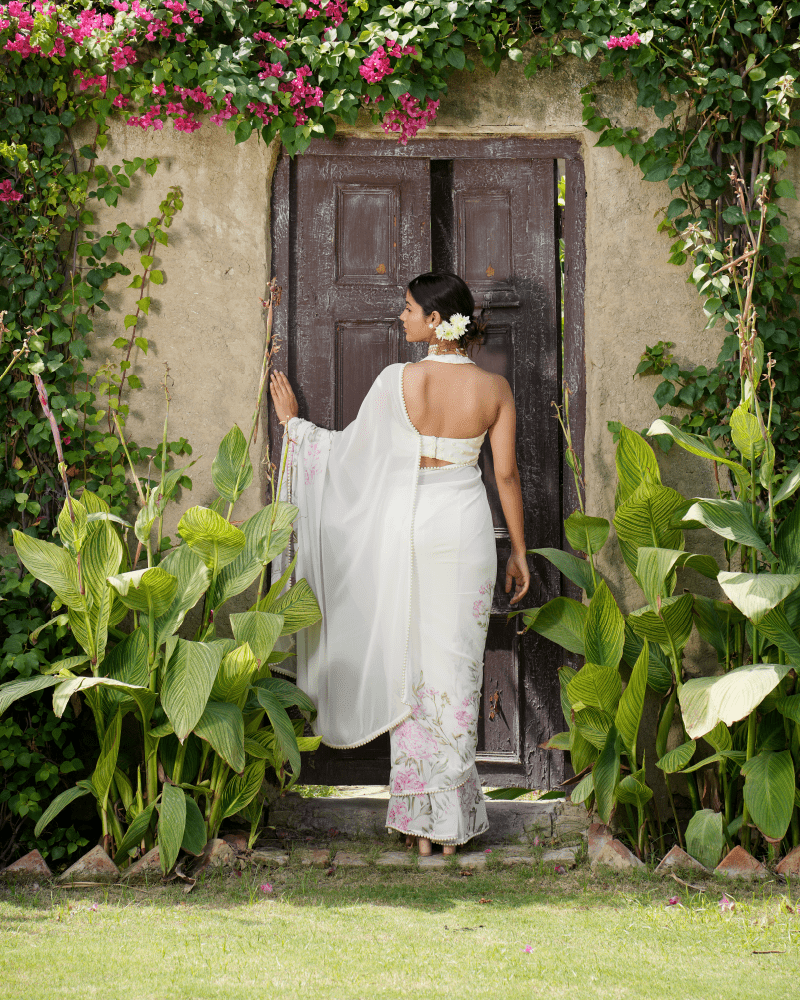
[386,800,411,831]
[472,577,494,631]
[395,719,437,760]
[391,769,426,794]
[304,440,322,485]
[454,709,474,729]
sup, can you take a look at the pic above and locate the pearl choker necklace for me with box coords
[427,342,467,357]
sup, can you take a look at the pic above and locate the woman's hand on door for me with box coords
[505,551,530,606]
[270,370,299,425]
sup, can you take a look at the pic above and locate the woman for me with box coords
[269,272,530,855]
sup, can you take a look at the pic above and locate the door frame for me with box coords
[268,136,586,789]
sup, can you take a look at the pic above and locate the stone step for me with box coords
[269,794,587,845]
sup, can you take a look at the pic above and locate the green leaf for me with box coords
[636,547,719,608]
[613,483,686,577]
[484,787,538,800]
[51,675,149,720]
[158,782,186,873]
[628,593,694,652]
[583,581,624,669]
[230,611,284,669]
[215,502,297,607]
[153,546,211,649]
[115,803,156,864]
[0,675,61,716]
[161,639,225,741]
[563,512,610,555]
[254,677,316,717]
[568,664,621,715]
[220,758,267,821]
[181,796,207,855]
[774,465,800,508]
[57,497,88,553]
[178,506,246,574]
[569,771,594,806]
[92,708,122,809]
[210,642,258,705]
[717,571,800,623]
[107,567,178,617]
[730,402,765,458]
[656,739,696,773]
[756,607,800,667]
[573,707,613,751]
[99,627,149,716]
[519,597,587,655]
[646,419,748,480]
[12,530,84,610]
[530,548,596,596]
[679,662,792,739]
[685,809,724,870]
[741,750,795,841]
[615,424,660,504]
[253,687,301,776]
[692,595,744,662]
[616,643,648,764]
[540,731,572,751]
[593,725,621,825]
[776,694,800,725]
[212,425,254,505]
[263,578,322,636]
[194,701,246,773]
[33,782,93,838]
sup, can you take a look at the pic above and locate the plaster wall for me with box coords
[87,54,800,612]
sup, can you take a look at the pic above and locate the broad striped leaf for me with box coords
[230,611,283,667]
[181,796,207,856]
[253,687,301,775]
[531,548,596,596]
[211,643,258,705]
[264,578,322,636]
[616,642,647,764]
[573,707,613,750]
[647,419,748,480]
[584,580,624,668]
[195,701,245,773]
[254,676,316,718]
[775,464,800,507]
[81,520,123,665]
[741,750,794,841]
[58,497,88,552]
[41,654,90,676]
[178,506,246,574]
[260,548,298,609]
[718,571,800,624]
[656,739,696,773]
[615,770,653,807]
[685,809,724,870]
[107,567,178,617]
[161,639,225,740]
[569,771,594,805]
[540,731,572,751]
[12,530,84,610]
[92,709,122,810]
[115,803,156,864]
[776,500,800,572]
[33,781,94,838]
[776,693,800,725]
[677,498,770,553]
[220,758,266,821]
[730,401,765,458]
[0,675,61,715]
[154,545,211,649]
[615,424,660,505]
[692,595,744,663]
[682,749,744,773]
[157,782,186,874]
[212,424,253,505]
[613,482,685,577]
[705,720,732,752]
[568,664,621,715]
[628,593,694,651]
[563,512,610,556]
[593,724,621,824]
[756,606,800,666]
[214,503,297,607]
[520,596,587,656]
[569,726,598,774]
[99,628,149,715]
[679,662,792,739]
[51,675,149,720]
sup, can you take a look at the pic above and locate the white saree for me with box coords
[275,358,496,844]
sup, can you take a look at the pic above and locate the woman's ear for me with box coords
[427,310,442,330]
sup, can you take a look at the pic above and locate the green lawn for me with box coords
[2,862,798,1000]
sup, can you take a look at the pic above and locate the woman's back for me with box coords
[401,359,502,440]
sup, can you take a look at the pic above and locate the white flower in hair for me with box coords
[436,313,470,341]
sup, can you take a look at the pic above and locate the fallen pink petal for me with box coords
[523,945,534,953]
[554,865,566,874]
[720,895,735,913]
[484,848,492,854]
[666,896,678,906]
[533,836,540,847]
[259,883,273,893]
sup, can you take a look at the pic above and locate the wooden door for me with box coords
[270,139,585,789]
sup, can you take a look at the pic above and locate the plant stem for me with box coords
[741,711,757,851]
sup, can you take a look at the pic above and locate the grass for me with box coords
[2,860,798,1000]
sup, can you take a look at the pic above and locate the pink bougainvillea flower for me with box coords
[484,848,492,854]
[607,32,641,50]
[259,883,273,893]
[533,836,541,847]
[720,895,735,913]
[0,179,23,202]
[523,945,534,953]
[554,865,566,874]
[666,896,678,906]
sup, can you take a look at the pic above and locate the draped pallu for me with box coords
[275,358,497,844]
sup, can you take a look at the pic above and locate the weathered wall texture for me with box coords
[88,54,800,615]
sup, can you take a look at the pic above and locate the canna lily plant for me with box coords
[518,179,800,865]
[0,285,323,873]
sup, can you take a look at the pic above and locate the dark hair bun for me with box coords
[407,271,487,354]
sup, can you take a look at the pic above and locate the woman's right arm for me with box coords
[487,377,530,605]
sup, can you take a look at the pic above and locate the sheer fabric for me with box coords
[273,357,497,842]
